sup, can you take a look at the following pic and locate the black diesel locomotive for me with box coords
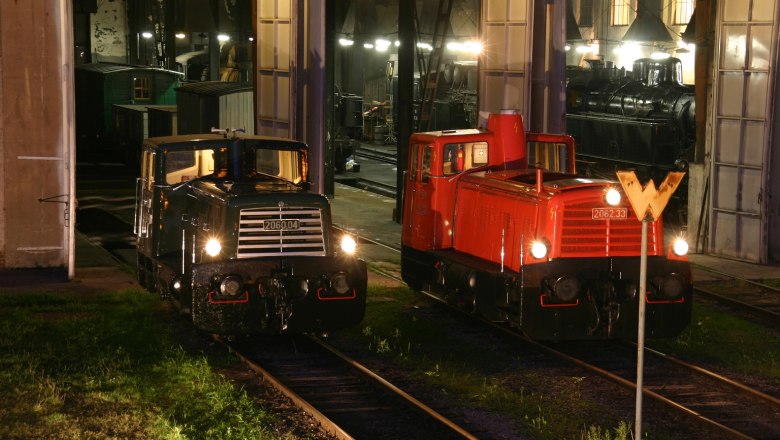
[566,57,695,179]
[134,130,367,335]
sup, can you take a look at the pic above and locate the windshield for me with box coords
[164,147,227,184]
[243,145,305,184]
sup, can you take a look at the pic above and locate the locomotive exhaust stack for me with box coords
[401,112,691,340]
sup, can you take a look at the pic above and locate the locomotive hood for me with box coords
[464,169,616,194]
[191,179,308,198]
[189,179,323,206]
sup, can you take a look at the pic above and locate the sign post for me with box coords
[616,170,685,440]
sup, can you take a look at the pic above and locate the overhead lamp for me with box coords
[375,39,391,52]
[217,34,230,42]
[675,40,693,54]
[446,40,483,55]
[363,43,374,49]
[175,32,186,39]
[339,38,354,46]
[141,31,153,39]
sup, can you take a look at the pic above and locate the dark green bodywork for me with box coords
[135,134,367,334]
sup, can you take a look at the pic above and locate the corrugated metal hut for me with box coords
[175,81,254,135]
[148,106,179,137]
[112,104,177,163]
[74,63,182,151]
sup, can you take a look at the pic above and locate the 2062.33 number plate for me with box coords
[592,208,627,220]
[263,219,300,230]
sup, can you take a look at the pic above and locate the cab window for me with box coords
[421,146,433,184]
[141,149,155,191]
[442,141,488,176]
[248,147,304,184]
[408,144,420,182]
[164,148,220,184]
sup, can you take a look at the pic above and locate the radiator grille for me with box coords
[238,206,326,258]
[559,200,657,257]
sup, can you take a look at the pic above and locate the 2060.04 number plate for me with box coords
[263,219,300,230]
[592,208,627,220]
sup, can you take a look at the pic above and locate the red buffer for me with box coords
[401,111,691,340]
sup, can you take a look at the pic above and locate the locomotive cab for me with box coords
[135,133,367,335]
[401,111,691,340]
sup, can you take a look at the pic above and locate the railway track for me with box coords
[217,334,478,440]
[544,340,780,439]
[76,173,780,439]
[75,196,477,438]
[338,145,399,198]
[346,234,780,439]
[692,265,780,325]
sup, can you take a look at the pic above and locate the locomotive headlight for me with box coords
[530,240,548,259]
[331,272,351,295]
[220,275,243,296]
[340,234,357,255]
[605,188,622,206]
[672,237,689,256]
[205,238,222,256]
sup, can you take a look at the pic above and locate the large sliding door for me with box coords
[479,0,533,117]
[708,0,778,263]
[255,0,295,138]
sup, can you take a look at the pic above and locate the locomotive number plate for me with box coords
[263,219,300,230]
[592,208,628,220]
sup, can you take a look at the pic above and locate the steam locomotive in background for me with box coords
[401,111,692,340]
[566,57,695,190]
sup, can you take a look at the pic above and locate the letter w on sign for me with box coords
[616,171,686,222]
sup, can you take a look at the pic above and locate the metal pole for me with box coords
[635,217,648,439]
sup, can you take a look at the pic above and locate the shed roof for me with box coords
[75,62,183,77]
[176,81,253,97]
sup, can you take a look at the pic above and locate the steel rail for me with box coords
[694,284,780,322]
[311,336,480,440]
[212,335,354,440]
[342,231,764,439]
[641,344,780,407]
[691,263,780,294]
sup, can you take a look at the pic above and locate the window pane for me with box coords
[579,0,593,27]
[611,0,629,26]
[134,77,151,100]
[673,0,694,26]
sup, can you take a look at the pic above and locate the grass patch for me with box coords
[345,285,666,440]
[0,290,305,439]
[649,302,780,381]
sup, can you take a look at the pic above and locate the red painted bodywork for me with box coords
[402,112,663,264]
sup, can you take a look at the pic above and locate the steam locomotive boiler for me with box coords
[566,57,695,179]
[134,131,367,335]
[401,111,692,340]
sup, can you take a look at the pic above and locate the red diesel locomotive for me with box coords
[401,111,691,340]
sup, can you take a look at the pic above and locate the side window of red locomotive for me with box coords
[409,144,420,182]
[443,142,488,176]
[421,146,433,184]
